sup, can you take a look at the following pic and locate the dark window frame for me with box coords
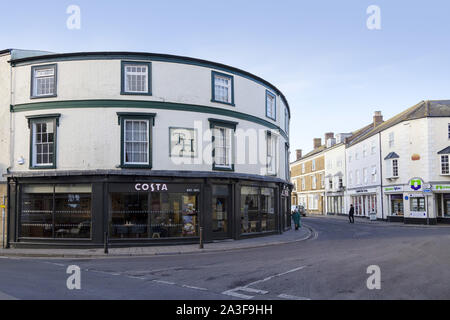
[265,90,277,121]
[211,71,235,106]
[117,112,156,169]
[30,64,58,99]
[120,61,152,96]
[26,114,61,169]
[209,118,238,171]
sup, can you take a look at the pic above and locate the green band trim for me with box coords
[11,99,289,140]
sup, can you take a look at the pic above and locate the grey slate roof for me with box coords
[384,152,400,160]
[438,146,450,155]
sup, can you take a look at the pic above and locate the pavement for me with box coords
[0,225,312,258]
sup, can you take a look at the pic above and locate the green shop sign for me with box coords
[409,178,423,191]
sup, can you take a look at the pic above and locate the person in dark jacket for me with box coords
[292,208,301,230]
[349,204,355,223]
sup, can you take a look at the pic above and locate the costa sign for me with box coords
[135,183,168,192]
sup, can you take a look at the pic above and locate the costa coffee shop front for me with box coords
[6,173,290,248]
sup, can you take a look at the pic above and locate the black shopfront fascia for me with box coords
[8,175,286,248]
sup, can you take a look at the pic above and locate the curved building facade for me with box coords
[1,50,291,247]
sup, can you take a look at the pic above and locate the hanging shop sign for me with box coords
[409,178,424,191]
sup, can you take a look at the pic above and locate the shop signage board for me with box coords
[347,187,378,195]
[409,178,424,191]
[410,211,427,218]
[384,186,404,193]
[433,184,450,192]
[109,183,201,193]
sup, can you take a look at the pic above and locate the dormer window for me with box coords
[438,147,450,175]
[385,152,399,179]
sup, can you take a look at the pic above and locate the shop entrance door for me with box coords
[212,185,231,239]
[444,194,450,218]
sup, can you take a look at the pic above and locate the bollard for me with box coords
[199,227,204,249]
[104,231,109,254]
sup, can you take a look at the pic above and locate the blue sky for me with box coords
[2,0,450,161]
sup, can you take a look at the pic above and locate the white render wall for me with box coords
[324,143,346,192]
[345,132,383,217]
[0,53,11,183]
[10,58,290,180]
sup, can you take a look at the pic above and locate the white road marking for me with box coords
[182,285,208,291]
[238,287,268,294]
[152,280,176,285]
[222,289,254,300]
[278,293,310,300]
[245,266,306,287]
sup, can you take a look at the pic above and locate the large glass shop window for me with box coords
[240,186,277,234]
[110,192,198,239]
[20,185,92,239]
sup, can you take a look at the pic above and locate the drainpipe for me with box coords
[378,132,384,220]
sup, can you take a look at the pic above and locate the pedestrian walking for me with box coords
[349,204,355,224]
[292,207,301,230]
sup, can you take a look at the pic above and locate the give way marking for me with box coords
[222,266,307,300]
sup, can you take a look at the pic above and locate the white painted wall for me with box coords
[324,143,346,191]
[0,53,11,183]
[10,58,289,181]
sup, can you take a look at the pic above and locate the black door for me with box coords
[211,185,231,239]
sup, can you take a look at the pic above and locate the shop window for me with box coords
[110,191,198,239]
[266,90,276,120]
[117,112,156,168]
[31,64,57,98]
[27,114,60,169]
[121,61,152,95]
[241,186,276,234]
[211,71,234,105]
[410,197,425,212]
[20,184,92,239]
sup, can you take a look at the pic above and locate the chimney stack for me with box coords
[325,132,334,141]
[296,149,302,161]
[313,138,322,149]
[373,111,383,127]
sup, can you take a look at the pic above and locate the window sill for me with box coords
[29,165,56,170]
[120,164,153,169]
[210,99,235,107]
[30,94,57,99]
[213,165,234,172]
[120,91,153,96]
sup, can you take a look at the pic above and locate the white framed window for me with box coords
[349,172,353,186]
[371,165,377,183]
[302,163,305,173]
[312,159,316,171]
[389,132,395,148]
[213,126,233,170]
[348,155,352,163]
[363,145,367,158]
[371,140,376,154]
[266,91,276,120]
[124,119,150,165]
[312,175,317,189]
[355,170,360,185]
[321,174,325,188]
[266,132,278,175]
[338,177,343,189]
[301,178,305,190]
[392,159,399,177]
[284,108,289,136]
[441,155,449,175]
[212,71,234,105]
[124,65,149,93]
[30,118,57,168]
[328,178,333,190]
[355,152,359,160]
[31,64,57,98]
[363,168,368,184]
